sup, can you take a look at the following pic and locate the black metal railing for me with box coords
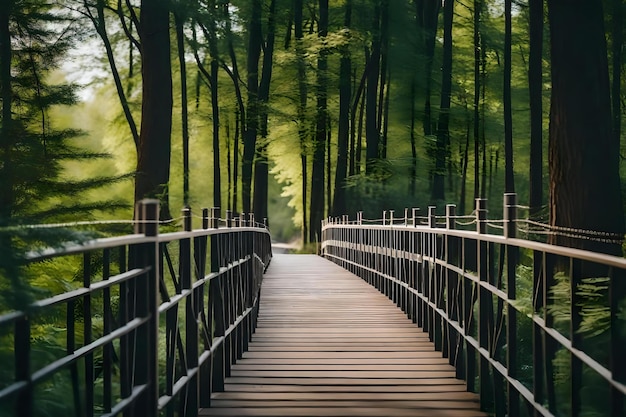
[0,199,272,417]
[322,193,626,417]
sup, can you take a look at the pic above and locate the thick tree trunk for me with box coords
[0,1,13,225]
[253,0,277,224]
[242,0,263,215]
[137,0,173,220]
[432,0,453,201]
[612,0,622,147]
[309,0,329,244]
[419,0,441,138]
[332,0,352,217]
[528,0,543,216]
[547,0,624,255]
[503,0,514,193]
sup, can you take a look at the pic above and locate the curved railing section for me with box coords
[322,194,626,417]
[0,199,272,417]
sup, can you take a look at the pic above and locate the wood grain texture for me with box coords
[199,254,486,417]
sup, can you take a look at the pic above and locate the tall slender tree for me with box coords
[310,0,329,243]
[503,0,514,193]
[332,0,353,217]
[253,0,277,223]
[432,0,454,201]
[473,0,482,200]
[528,0,543,216]
[365,1,382,173]
[294,0,309,242]
[242,0,263,215]
[174,10,190,207]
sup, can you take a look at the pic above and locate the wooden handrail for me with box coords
[322,194,626,417]
[0,200,273,417]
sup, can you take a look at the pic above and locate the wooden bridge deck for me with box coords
[200,254,487,417]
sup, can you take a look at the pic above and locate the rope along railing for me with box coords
[0,199,273,417]
[321,193,626,417]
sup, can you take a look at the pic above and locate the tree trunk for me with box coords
[295,0,308,242]
[309,0,329,244]
[254,0,277,224]
[0,0,14,225]
[473,0,481,200]
[528,0,543,217]
[459,108,471,214]
[207,1,221,209]
[332,0,352,217]
[612,0,622,148]
[242,0,263,215]
[503,0,514,193]
[365,4,381,174]
[222,3,244,214]
[137,0,173,220]
[419,0,441,138]
[410,79,417,197]
[234,109,240,213]
[432,0,453,201]
[350,62,369,176]
[547,0,625,255]
[356,89,365,175]
[93,0,140,150]
[175,12,190,207]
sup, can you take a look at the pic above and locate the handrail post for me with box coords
[383,210,387,226]
[209,207,225,395]
[428,206,436,228]
[404,208,408,226]
[476,199,487,234]
[202,208,209,230]
[475,197,490,407]
[133,199,159,417]
[504,193,517,239]
[198,207,210,407]
[445,203,458,365]
[412,208,419,227]
[446,204,456,230]
[503,192,519,412]
[183,206,192,232]
[226,210,232,228]
[389,210,395,226]
[181,208,199,412]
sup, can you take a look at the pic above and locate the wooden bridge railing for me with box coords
[321,194,626,417]
[0,199,272,417]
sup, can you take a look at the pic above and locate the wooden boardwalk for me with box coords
[200,254,487,417]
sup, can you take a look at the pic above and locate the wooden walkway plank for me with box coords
[199,254,486,417]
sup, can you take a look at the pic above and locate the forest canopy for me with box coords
[0,0,624,251]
